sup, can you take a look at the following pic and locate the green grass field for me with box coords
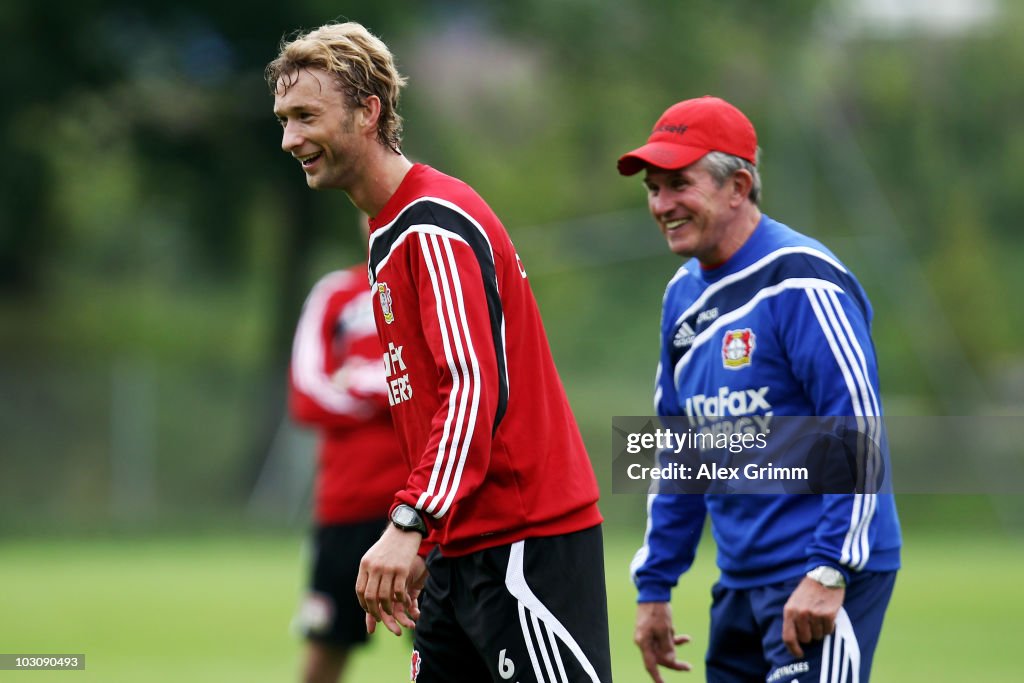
[0,526,1021,682]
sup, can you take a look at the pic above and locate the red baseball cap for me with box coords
[617,96,757,176]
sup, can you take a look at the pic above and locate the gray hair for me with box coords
[699,150,762,205]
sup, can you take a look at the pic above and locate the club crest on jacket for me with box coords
[377,282,395,324]
[722,328,755,369]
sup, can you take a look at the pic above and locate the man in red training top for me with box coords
[269,20,611,682]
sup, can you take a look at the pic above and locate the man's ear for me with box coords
[357,95,382,135]
[729,169,754,207]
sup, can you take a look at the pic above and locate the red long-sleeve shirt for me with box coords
[367,164,602,556]
[289,266,408,525]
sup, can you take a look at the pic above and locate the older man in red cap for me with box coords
[619,96,901,683]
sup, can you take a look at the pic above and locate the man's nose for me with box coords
[649,191,675,218]
[281,121,303,153]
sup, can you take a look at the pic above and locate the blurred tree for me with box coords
[3,0,1023,530]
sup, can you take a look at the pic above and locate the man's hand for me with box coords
[634,601,692,682]
[364,551,427,636]
[782,577,845,658]
[356,524,426,636]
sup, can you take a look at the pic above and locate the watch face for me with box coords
[810,566,844,588]
[392,505,423,531]
[394,507,415,526]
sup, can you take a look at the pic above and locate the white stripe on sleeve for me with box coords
[414,232,481,519]
[806,288,879,571]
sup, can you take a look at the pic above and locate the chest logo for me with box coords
[384,342,413,406]
[673,321,697,349]
[377,282,395,324]
[722,328,755,369]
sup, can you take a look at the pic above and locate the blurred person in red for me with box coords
[289,244,409,683]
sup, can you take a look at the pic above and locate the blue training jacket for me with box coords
[631,214,901,601]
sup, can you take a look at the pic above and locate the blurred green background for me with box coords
[2,0,1023,680]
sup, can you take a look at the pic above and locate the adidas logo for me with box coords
[673,322,696,349]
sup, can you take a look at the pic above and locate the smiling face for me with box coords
[273,67,366,191]
[643,161,751,264]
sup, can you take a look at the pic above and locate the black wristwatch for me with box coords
[390,504,427,535]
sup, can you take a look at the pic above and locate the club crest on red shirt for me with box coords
[377,282,395,324]
[722,328,756,369]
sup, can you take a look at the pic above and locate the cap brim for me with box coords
[617,142,709,176]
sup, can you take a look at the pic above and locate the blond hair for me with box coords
[266,22,408,153]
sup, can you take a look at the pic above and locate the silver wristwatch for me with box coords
[806,565,846,589]
[390,504,427,535]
